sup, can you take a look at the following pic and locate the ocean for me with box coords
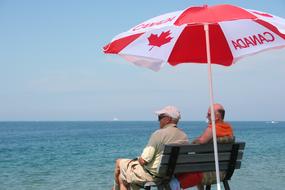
[0,121,284,190]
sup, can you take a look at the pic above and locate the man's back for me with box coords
[142,124,189,175]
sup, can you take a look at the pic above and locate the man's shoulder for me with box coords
[149,128,164,139]
[150,126,180,137]
[172,127,187,136]
[166,126,189,140]
[151,129,161,135]
[151,124,188,137]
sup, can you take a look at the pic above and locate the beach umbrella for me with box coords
[103,4,285,190]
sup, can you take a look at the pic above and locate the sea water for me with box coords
[0,121,284,190]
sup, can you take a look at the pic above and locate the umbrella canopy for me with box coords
[103,4,285,190]
[104,4,285,71]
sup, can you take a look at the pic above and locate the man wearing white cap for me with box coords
[113,106,189,190]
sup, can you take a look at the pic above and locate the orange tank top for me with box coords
[209,122,233,137]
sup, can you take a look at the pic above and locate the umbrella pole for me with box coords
[204,24,221,190]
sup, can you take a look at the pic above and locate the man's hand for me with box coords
[191,139,201,144]
[138,157,147,166]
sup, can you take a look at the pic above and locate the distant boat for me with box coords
[113,117,119,121]
[266,121,279,124]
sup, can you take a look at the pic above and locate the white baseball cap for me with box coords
[155,105,181,120]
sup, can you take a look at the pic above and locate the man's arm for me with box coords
[139,131,158,166]
[192,127,213,144]
[140,145,155,166]
[138,157,147,166]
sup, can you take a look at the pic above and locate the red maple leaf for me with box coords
[148,30,173,51]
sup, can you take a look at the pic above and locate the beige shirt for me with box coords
[141,123,189,175]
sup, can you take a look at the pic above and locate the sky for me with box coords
[0,0,285,121]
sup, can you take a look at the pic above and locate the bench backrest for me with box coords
[157,142,245,180]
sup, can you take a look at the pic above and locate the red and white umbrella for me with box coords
[104,4,285,71]
[103,4,285,190]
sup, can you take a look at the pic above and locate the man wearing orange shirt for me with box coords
[192,103,234,145]
[177,103,234,190]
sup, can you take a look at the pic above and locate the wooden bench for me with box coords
[144,142,245,190]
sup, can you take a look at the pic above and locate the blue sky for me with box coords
[0,0,285,121]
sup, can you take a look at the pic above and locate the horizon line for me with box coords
[0,120,283,122]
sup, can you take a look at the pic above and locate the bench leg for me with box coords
[157,185,164,190]
[164,184,171,190]
[223,181,230,190]
[144,183,165,190]
[206,185,211,190]
[144,186,151,190]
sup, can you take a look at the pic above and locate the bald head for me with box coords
[213,103,224,111]
[207,103,226,121]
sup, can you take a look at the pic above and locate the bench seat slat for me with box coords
[160,151,243,164]
[163,142,245,154]
[158,161,242,174]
